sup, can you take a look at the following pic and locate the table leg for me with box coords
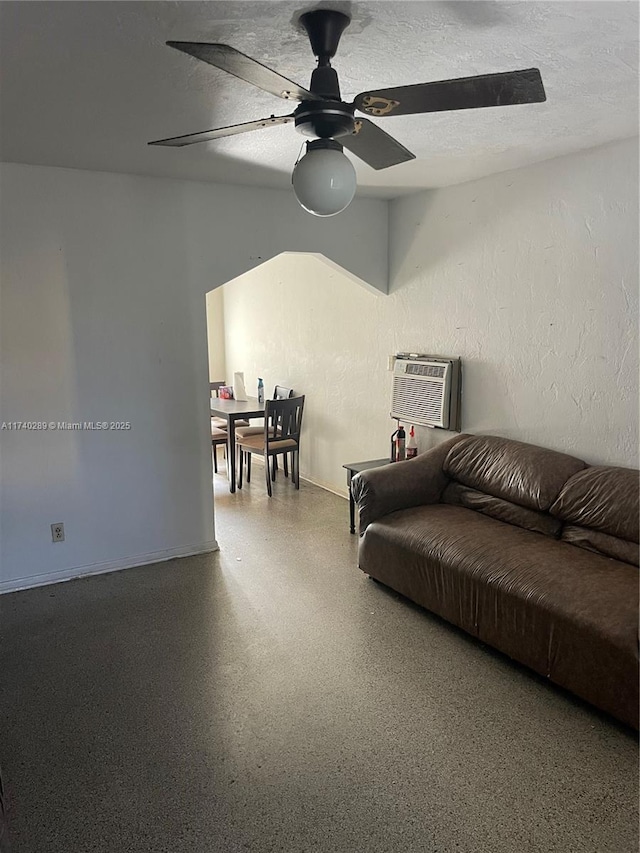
[228,417,237,493]
[348,471,356,534]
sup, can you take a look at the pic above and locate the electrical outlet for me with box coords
[51,523,65,542]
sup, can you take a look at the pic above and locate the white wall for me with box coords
[206,287,226,383]
[0,163,387,591]
[2,140,637,589]
[223,138,639,496]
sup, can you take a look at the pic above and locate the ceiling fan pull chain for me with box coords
[293,140,306,169]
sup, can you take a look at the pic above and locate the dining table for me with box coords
[211,396,266,493]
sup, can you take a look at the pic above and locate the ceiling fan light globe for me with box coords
[292,144,356,216]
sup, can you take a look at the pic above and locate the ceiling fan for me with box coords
[149,9,546,216]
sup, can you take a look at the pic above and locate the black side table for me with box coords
[343,458,390,534]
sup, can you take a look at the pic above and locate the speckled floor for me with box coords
[1,472,638,852]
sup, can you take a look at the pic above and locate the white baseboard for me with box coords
[0,539,220,595]
[299,473,349,500]
[243,457,349,499]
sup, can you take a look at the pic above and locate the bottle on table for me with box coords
[257,378,264,403]
[406,425,418,459]
[396,425,406,462]
[390,428,399,462]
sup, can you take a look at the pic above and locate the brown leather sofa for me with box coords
[352,434,639,729]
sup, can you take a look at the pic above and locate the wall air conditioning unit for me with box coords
[391,355,462,430]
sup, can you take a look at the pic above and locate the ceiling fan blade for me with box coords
[167,42,320,102]
[341,119,415,170]
[354,68,545,117]
[148,114,295,147]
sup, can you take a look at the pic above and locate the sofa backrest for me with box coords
[550,466,639,565]
[441,481,562,538]
[443,435,586,512]
[441,435,639,564]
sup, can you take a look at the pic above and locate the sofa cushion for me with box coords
[442,481,561,538]
[561,525,638,567]
[550,466,639,544]
[443,435,586,512]
[359,504,639,729]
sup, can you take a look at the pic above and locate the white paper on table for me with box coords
[233,371,248,401]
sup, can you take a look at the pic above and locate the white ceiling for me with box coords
[1,1,638,199]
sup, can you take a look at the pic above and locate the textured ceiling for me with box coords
[0,1,638,198]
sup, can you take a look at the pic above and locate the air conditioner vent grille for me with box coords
[406,363,446,378]
[392,376,445,425]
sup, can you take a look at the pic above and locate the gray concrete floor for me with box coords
[1,471,638,852]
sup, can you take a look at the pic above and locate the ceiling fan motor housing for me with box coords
[294,12,354,140]
[294,100,355,139]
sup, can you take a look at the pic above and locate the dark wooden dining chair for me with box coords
[210,380,248,476]
[211,426,228,474]
[210,381,228,473]
[235,385,294,478]
[274,385,294,401]
[236,395,305,496]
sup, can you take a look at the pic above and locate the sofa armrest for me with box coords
[351,434,469,532]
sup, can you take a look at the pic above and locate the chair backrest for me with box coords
[273,385,294,400]
[210,381,226,398]
[265,395,305,448]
